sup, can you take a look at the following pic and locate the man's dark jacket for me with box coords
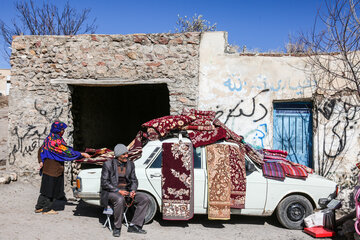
[100,158,138,207]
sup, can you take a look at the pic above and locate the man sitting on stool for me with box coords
[101,143,149,237]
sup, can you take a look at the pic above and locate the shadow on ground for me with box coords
[154,212,283,229]
[69,202,347,239]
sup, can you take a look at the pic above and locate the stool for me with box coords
[102,206,129,231]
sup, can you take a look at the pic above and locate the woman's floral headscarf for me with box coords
[40,121,81,162]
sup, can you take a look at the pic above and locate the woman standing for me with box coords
[35,121,90,214]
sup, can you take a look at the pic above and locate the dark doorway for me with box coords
[71,84,170,151]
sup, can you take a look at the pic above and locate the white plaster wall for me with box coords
[199,32,315,149]
[198,32,360,198]
[0,69,10,96]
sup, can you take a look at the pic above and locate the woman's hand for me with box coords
[81,152,91,158]
[38,162,43,170]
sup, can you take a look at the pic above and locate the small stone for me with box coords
[13,41,26,50]
[41,48,48,54]
[9,173,17,181]
[127,52,137,60]
[178,97,188,103]
[158,37,169,44]
[165,60,174,65]
[114,54,125,61]
[156,54,166,60]
[146,62,162,67]
[169,37,183,45]
[0,176,11,184]
[96,62,106,66]
[91,35,98,41]
[29,50,36,56]
[82,62,88,67]
[185,33,192,38]
[134,35,145,43]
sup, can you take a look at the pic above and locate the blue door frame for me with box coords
[273,102,313,167]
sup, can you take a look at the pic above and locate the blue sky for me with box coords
[0,0,323,69]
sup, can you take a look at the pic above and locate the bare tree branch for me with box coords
[0,0,97,63]
[174,14,217,33]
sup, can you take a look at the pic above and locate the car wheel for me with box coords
[276,195,313,230]
[143,192,158,224]
[125,192,158,224]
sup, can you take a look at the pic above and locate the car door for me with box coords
[238,156,268,215]
[145,145,207,213]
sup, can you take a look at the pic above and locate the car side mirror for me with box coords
[246,160,256,172]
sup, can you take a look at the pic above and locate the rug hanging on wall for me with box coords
[206,144,232,220]
[162,142,194,220]
[229,144,246,209]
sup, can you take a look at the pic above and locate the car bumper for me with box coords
[72,188,100,199]
[318,185,339,209]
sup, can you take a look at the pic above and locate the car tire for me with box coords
[125,192,158,224]
[143,192,158,224]
[276,195,313,230]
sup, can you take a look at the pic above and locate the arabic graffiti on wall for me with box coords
[243,123,268,149]
[223,74,315,95]
[318,99,359,158]
[34,100,64,123]
[215,89,269,124]
[9,100,67,164]
[214,90,270,148]
[9,125,47,165]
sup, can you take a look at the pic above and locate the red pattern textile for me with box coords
[85,148,112,157]
[182,125,215,131]
[213,118,244,144]
[162,142,194,220]
[280,162,308,179]
[262,162,285,181]
[229,145,246,209]
[244,144,264,167]
[128,131,146,161]
[181,108,216,120]
[188,127,227,148]
[142,115,193,137]
[264,155,287,161]
[263,149,288,158]
[206,144,231,220]
[290,161,314,174]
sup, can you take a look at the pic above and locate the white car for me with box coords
[73,137,338,229]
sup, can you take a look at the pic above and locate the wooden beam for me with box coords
[50,78,174,86]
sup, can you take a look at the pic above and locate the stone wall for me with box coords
[8,32,201,180]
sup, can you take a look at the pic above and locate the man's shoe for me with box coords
[127,225,147,234]
[34,208,43,213]
[113,228,121,237]
[42,209,58,215]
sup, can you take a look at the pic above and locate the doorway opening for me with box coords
[273,102,313,167]
[71,84,170,151]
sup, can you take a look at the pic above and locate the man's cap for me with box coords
[114,144,128,157]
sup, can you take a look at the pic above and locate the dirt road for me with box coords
[0,181,336,240]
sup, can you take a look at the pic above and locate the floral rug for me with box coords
[229,144,246,209]
[206,144,231,220]
[162,142,194,220]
